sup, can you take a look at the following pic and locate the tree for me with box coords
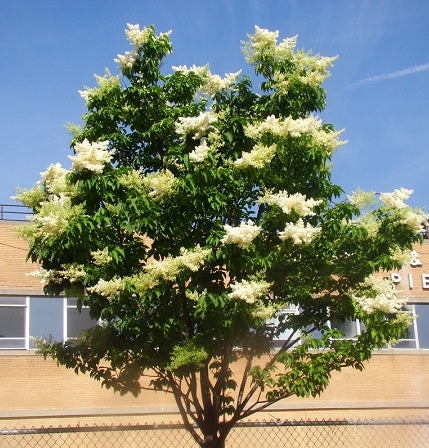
[16,24,426,448]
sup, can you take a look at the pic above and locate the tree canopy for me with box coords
[16,24,426,448]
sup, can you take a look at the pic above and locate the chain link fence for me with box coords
[1,418,428,447]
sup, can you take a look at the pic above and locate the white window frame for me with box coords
[387,304,418,349]
[63,297,94,341]
[328,317,363,341]
[0,296,29,350]
[272,304,301,347]
[328,305,419,349]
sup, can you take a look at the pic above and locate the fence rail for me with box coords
[0,204,32,221]
[1,418,428,447]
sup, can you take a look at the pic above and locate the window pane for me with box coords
[0,338,26,349]
[67,308,96,338]
[392,340,417,349]
[399,321,416,340]
[29,297,63,348]
[271,312,294,339]
[67,298,79,307]
[415,304,429,349]
[331,319,359,338]
[0,297,26,306]
[0,307,25,338]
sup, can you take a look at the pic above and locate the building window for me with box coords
[0,297,29,349]
[64,298,97,340]
[390,305,418,349]
[272,305,300,348]
[329,318,362,340]
[414,304,429,349]
[29,296,63,349]
[274,303,429,351]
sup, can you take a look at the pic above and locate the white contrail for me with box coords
[349,62,429,88]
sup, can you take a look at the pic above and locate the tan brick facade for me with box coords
[0,221,42,294]
[0,220,428,425]
[0,352,428,425]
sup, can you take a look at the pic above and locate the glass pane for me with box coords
[309,328,324,339]
[399,322,416,340]
[0,297,26,306]
[29,297,63,347]
[271,312,295,340]
[0,338,26,349]
[67,308,96,338]
[415,304,429,349]
[331,319,359,338]
[0,307,25,338]
[392,340,417,349]
[67,298,79,307]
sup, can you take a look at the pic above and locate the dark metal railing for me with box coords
[0,204,33,221]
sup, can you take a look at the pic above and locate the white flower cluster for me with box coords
[143,169,176,200]
[228,279,272,304]
[11,185,45,210]
[78,69,121,103]
[252,302,281,320]
[242,26,336,90]
[119,169,149,192]
[115,24,172,70]
[119,169,177,200]
[29,263,86,286]
[69,139,114,174]
[347,189,376,210]
[242,26,298,64]
[87,278,124,301]
[380,188,413,209]
[390,247,412,268]
[31,194,85,238]
[189,140,211,163]
[279,218,321,245]
[175,111,218,141]
[221,220,262,249]
[351,275,406,314]
[60,263,87,282]
[258,190,321,216]
[114,24,151,70]
[40,163,69,196]
[399,208,428,233]
[379,188,428,233]
[127,245,211,294]
[28,267,62,285]
[245,114,345,154]
[242,26,279,63]
[114,50,137,70]
[91,247,113,266]
[353,213,381,238]
[125,23,153,46]
[234,144,277,169]
[275,35,298,59]
[273,52,337,92]
[185,289,202,302]
[17,150,91,241]
[144,245,211,282]
[172,64,210,77]
[172,65,241,96]
[201,71,242,96]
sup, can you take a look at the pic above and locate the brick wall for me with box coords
[0,221,41,293]
[0,352,428,417]
[0,220,428,423]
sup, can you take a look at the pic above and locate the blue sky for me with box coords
[1,0,428,210]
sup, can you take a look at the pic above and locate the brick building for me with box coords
[1,215,428,425]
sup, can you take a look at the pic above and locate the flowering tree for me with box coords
[16,24,425,448]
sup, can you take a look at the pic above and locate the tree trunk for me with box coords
[200,434,225,448]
